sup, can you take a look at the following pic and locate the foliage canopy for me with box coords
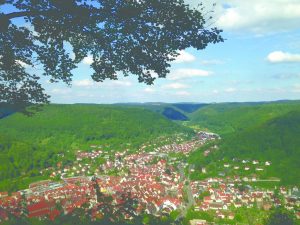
[0,0,223,111]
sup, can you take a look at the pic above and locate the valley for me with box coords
[0,102,299,224]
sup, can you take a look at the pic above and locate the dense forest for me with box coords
[0,104,192,191]
[1,101,300,190]
[220,110,300,185]
[188,101,300,134]
[116,103,202,121]
[187,101,300,185]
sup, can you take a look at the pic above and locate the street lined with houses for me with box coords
[0,131,299,224]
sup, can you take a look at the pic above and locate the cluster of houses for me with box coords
[222,159,271,172]
[138,132,219,156]
[190,177,300,222]
[1,172,298,223]
[49,162,93,179]
[0,156,185,222]
[203,145,219,157]
[76,150,103,161]
[1,132,218,222]
[3,131,297,224]
[198,158,274,180]
[197,132,220,141]
[152,132,219,156]
[42,132,217,181]
[97,158,184,216]
[0,177,96,222]
[154,140,203,155]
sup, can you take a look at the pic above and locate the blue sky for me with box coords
[13,0,300,103]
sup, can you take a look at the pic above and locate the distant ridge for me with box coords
[0,107,16,119]
[187,100,300,185]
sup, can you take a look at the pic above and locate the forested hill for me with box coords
[221,110,300,184]
[0,104,192,190]
[0,104,190,143]
[188,101,300,135]
[187,101,300,185]
[116,103,206,121]
[0,108,15,119]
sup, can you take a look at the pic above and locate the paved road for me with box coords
[176,164,195,222]
[253,179,280,182]
[185,165,195,211]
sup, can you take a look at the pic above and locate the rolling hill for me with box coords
[1,101,300,189]
[0,104,192,191]
[220,110,300,184]
[116,102,205,121]
[187,101,300,185]
[188,101,300,134]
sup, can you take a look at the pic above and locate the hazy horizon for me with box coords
[43,99,299,106]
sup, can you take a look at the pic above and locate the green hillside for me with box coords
[0,104,192,190]
[172,103,208,113]
[187,101,300,185]
[188,101,300,134]
[115,103,188,121]
[220,110,300,184]
[162,107,188,121]
[116,103,204,121]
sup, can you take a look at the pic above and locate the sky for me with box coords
[14,0,300,103]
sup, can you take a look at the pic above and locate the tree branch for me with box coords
[1,7,99,22]
[1,10,57,20]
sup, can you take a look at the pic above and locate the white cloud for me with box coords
[82,55,93,65]
[185,0,300,35]
[144,87,155,93]
[73,79,132,88]
[213,89,220,94]
[224,87,237,93]
[267,51,300,63]
[16,60,29,68]
[293,84,300,93]
[70,53,76,60]
[219,1,300,34]
[50,88,71,95]
[76,92,95,98]
[73,79,94,87]
[110,80,132,87]
[163,82,189,89]
[168,68,212,80]
[173,50,196,63]
[200,59,224,65]
[175,91,191,96]
[149,71,159,78]
[272,73,300,79]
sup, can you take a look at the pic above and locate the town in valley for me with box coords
[0,131,299,224]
